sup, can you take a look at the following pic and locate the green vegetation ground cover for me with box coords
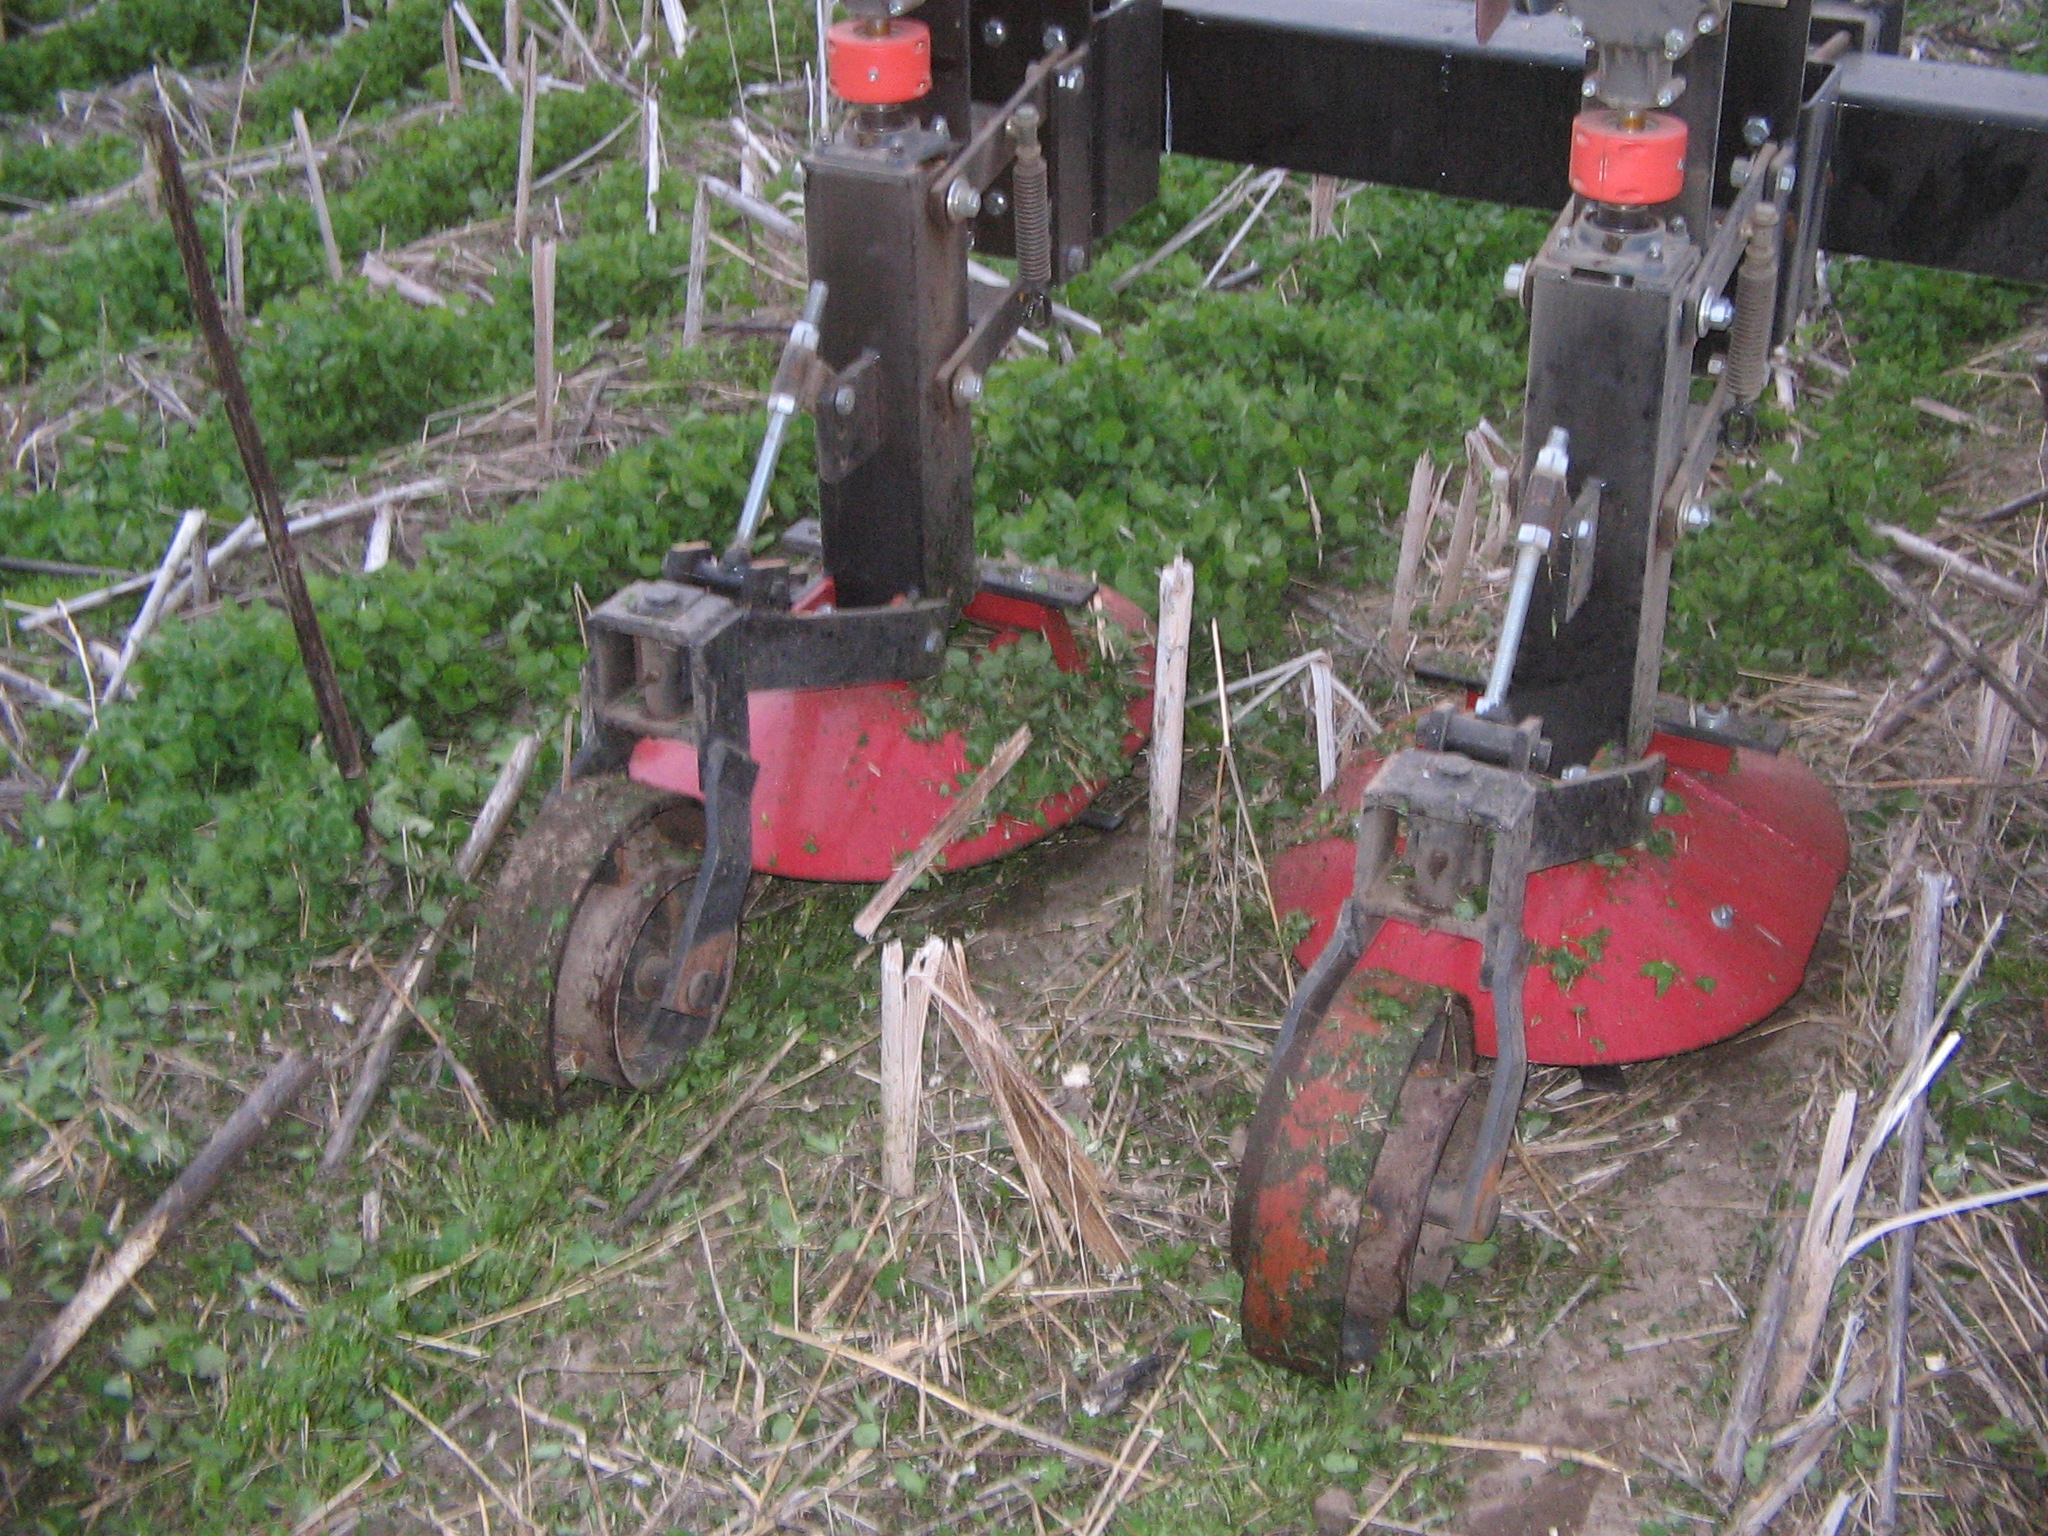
[1,1,2042,1523]
[0,0,344,116]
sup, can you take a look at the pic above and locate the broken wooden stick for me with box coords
[54,509,209,799]
[1859,558,2048,741]
[1713,1201,1803,1489]
[702,173,801,242]
[360,251,447,308]
[319,734,541,1173]
[852,724,1032,940]
[0,664,88,719]
[878,937,938,1198]
[1870,522,2037,606]
[0,1049,317,1423]
[1145,557,1194,942]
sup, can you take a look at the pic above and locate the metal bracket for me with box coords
[816,349,883,484]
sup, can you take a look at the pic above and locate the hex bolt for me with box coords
[1697,8,1718,32]
[1682,500,1715,531]
[984,186,1009,217]
[1743,114,1771,147]
[1710,904,1735,929]
[1663,26,1688,57]
[1575,518,1593,540]
[1581,77,1599,98]
[1042,22,1067,52]
[980,14,1007,46]
[1701,293,1735,331]
[944,177,982,221]
[952,369,984,407]
[1058,65,1084,92]
[833,384,857,416]
[923,628,944,652]
[1064,242,1087,275]
[1655,79,1682,107]
[1776,162,1798,195]
[1648,789,1666,815]
[1560,764,1589,781]
[1502,261,1529,302]
[1729,156,1752,188]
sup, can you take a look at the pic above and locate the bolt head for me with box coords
[1064,242,1087,275]
[1648,789,1666,815]
[952,369,983,407]
[1710,904,1736,929]
[1575,519,1593,540]
[1776,162,1798,195]
[1655,80,1682,107]
[1042,22,1067,52]
[980,15,1007,47]
[834,384,857,416]
[1663,26,1688,57]
[1742,114,1771,148]
[1702,294,1735,331]
[945,177,982,221]
[1682,500,1715,530]
[1581,77,1598,99]
[1058,65,1084,92]
[1502,261,1528,301]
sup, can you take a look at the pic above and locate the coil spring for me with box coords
[1010,106,1051,301]
[1726,204,1781,405]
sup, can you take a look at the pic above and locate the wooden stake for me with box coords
[0,1050,317,1423]
[532,236,557,443]
[1387,452,1436,667]
[145,111,367,795]
[363,503,396,574]
[1875,868,1949,1535]
[443,6,466,108]
[1308,173,1338,241]
[1308,652,1337,791]
[681,176,710,347]
[513,35,539,250]
[853,726,1033,940]
[292,109,345,285]
[1431,444,1483,621]
[643,92,661,235]
[504,0,523,76]
[223,199,247,319]
[1145,557,1195,942]
[319,735,542,1173]
[879,938,936,1198]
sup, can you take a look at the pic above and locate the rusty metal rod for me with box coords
[142,109,367,795]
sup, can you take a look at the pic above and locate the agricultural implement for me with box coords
[454,0,2048,1379]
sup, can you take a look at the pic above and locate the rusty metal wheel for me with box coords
[456,777,727,1119]
[1234,968,1480,1380]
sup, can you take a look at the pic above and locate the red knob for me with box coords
[826,18,932,106]
[1569,109,1688,207]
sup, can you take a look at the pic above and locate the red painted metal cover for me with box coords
[1269,736,1849,1066]
[629,585,1153,882]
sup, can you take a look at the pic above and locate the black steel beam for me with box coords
[1160,0,2048,287]
[1820,52,2048,285]
[1162,0,1583,210]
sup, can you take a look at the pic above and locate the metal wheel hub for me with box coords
[1233,967,1482,1380]
[457,778,723,1119]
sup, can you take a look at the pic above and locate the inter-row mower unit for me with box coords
[454,0,2048,1381]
